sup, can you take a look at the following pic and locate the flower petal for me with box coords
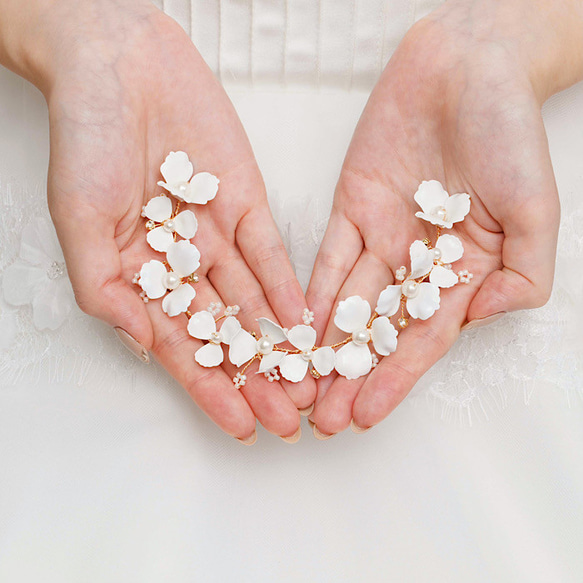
[173,210,198,239]
[287,324,316,351]
[445,193,471,224]
[370,317,398,356]
[334,295,371,334]
[187,310,216,340]
[32,279,74,331]
[409,240,434,279]
[406,282,440,320]
[414,211,452,229]
[334,342,372,380]
[413,180,448,214]
[20,217,63,266]
[257,317,287,344]
[185,172,219,204]
[312,347,335,376]
[194,343,224,367]
[162,283,196,317]
[166,240,201,277]
[279,354,309,382]
[258,350,285,373]
[139,260,167,299]
[229,330,257,367]
[159,151,193,186]
[375,285,401,318]
[219,316,241,345]
[2,262,46,306]
[430,265,459,288]
[436,234,464,263]
[146,226,174,253]
[143,195,172,222]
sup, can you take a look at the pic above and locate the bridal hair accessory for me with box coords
[134,153,472,384]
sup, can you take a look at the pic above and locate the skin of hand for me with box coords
[306,0,583,436]
[0,0,316,442]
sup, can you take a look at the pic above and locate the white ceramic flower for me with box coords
[228,317,287,370]
[142,195,198,252]
[2,217,75,330]
[187,310,242,367]
[279,325,335,382]
[138,240,200,317]
[158,151,219,204]
[333,296,398,380]
[376,280,441,321]
[410,235,464,288]
[414,180,470,228]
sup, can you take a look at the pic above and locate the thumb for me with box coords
[466,186,560,324]
[51,206,154,356]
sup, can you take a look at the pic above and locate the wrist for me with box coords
[424,0,583,103]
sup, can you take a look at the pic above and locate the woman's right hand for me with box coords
[0,0,315,443]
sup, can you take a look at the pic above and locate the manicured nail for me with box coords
[350,419,372,434]
[237,430,257,446]
[280,426,302,444]
[114,327,150,363]
[312,424,334,440]
[461,311,506,331]
[298,403,314,416]
[307,419,315,429]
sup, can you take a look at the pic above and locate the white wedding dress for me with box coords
[0,1,582,581]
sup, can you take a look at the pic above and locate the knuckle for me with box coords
[154,327,192,355]
[184,368,223,398]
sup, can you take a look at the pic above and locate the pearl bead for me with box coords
[163,219,175,233]
[432,247,442,261]
[209,331,223,345]
[352,329,370,345]
[256,336,274,355]
[177,182,188,196]
[164,272,181,290]
[402,279,420,298]
[433,206,447,221]
[301,349,313,362]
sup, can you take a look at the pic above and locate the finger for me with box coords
[51,208,154,351]
[208,252,301,438]
[146,287,257,441]
[352,285,475,430]
[306,209,363,337]
[311,250,393,435]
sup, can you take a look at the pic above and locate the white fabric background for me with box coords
[0,1,582,581]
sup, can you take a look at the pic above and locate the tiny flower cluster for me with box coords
[135,155,473,386]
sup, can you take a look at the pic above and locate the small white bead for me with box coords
[163,219,175,233]
[301,349,313,362]
[209,331,223,345]
[177,182,188,196]
[433,206,447,221]
[402,279,420,298]
[433,247,442,261]
[352,329,370,345]
[256,336,274,355]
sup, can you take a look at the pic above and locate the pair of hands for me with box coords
[4,0,581,442]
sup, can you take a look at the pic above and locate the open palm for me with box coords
[307,17,559,436]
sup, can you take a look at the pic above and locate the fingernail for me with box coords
[298,403,314,416]
[237,430,257,446]
[461,311,506,331]
[280,426,302,444]
[307,419,315,429]
[350,419,372,434]
[114,327,150,363]
[312,424,335,440]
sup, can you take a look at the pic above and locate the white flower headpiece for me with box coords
[135,154,473,385]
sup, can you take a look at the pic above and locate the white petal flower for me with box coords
[409,240,434,279]
[162,283,196,317]
[2,217,75,331]
[333,296,371,334]
[167,240,201,277]
[229,330,258,367]
[429,265,459,288]
[334,342,372,380]
[414,180,471,228]
[370,317,398,356]
[188,312,242,367]
[157,151,219,205]
[257,350,285,373]
[257,317,288,344]
[279,324,327,383]
[406,282,440,320]
[138,260,168,299]
[376,286,401,318]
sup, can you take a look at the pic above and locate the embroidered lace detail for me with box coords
[0,178,171,392]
